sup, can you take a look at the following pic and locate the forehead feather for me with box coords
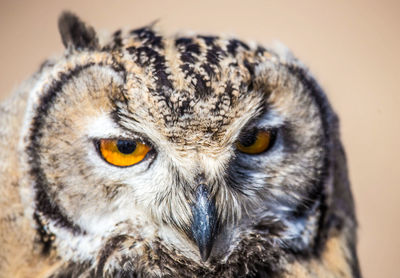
[107,27,280,143]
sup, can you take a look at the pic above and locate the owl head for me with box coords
[19,12,359,277]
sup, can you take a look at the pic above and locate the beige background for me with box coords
[0,0,399,277]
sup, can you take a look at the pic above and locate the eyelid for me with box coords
[93,133,153,147]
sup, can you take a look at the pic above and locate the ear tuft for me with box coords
[58,11,99,51]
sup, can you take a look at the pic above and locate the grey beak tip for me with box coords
[190,184,218,262]
[200,244,212,262]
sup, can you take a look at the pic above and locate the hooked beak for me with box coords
[190,184,218,262]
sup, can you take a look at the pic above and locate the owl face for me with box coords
[21,13,338,276]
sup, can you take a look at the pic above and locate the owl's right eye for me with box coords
[98,139,151,167]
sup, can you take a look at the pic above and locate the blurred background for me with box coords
[0,0,398,276]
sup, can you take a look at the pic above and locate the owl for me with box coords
[0,12,361,278]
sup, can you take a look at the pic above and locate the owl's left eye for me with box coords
[236,129,276,155]
[98,139,151,167]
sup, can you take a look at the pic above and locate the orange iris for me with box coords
[99,139,150,167]
[236,130,272,154]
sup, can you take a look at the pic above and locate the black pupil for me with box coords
[239,129,258,147]
[117,140,137,154]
